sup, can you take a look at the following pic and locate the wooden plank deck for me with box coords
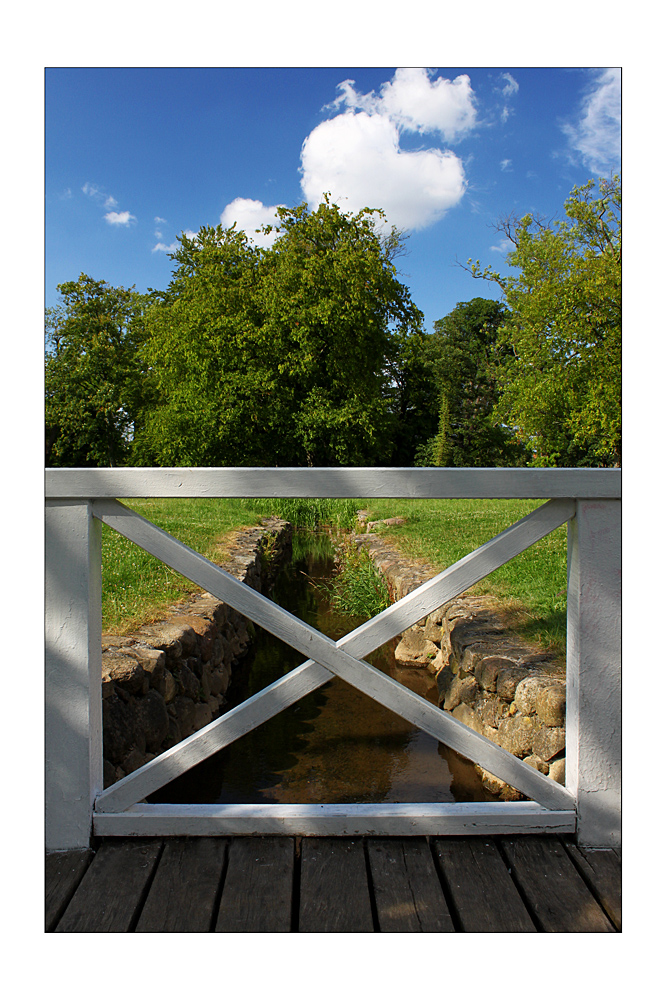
[45,834,620,933]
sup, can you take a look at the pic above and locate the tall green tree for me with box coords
[415,298,529,467]
[45,275,148,466]
[468,176,621,466]
[135,199,424,467]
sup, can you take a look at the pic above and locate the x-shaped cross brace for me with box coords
[94,498,575,814]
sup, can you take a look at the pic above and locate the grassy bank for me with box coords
[102,498,263,633]
[359,498,568,659]
[102,495,568,660]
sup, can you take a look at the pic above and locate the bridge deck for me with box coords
[46,834,620,933]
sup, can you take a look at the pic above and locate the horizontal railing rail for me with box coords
[45,467,621,850]
[46,466,621,499]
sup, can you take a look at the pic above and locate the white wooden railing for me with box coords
[45,467,621,851]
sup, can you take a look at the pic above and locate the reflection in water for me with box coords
[150,530,494,805]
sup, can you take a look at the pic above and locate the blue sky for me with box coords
[45,66,620,333]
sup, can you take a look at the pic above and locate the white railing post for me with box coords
[566,499,621,847]
[45,500,103,850]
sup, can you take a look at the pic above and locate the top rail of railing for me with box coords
[45,467,621,500]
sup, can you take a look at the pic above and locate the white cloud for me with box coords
[300,109,466,231]
[105,210,137,226]
[562,68,621,172]
[152,230,198,253]
[496,72,519,123]
[220,197,284,248]
[155,216,167,224]
[500,159,512,171]
[84,182,136,226]
[498,72,519,99]
[333,68,476,142]
[491,237,514,254]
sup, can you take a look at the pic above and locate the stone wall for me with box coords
[100,516,291,788]
[355,523,566,799]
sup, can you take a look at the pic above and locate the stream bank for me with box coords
[355,520,567,799]
[149,528,492,805]
[100,516,291,786]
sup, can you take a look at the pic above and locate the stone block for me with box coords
[535,682,566,727]
[103,693,146,762]
[478,768,523,801]
[532,726,566,761]
[523,754,549,775]
[497,714,541,757]
[103,652,148,696]
[193,702,213,730]
[172,696,196,739]
[474,655,518,693]
[443,674,479,711]
[452,702,484,734]
[394,629,439,668]
[135,689,169,753]
[549,758,566,785]
[177,663,201,701]
[496,665,531,702]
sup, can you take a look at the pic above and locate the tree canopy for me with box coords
[415,297,529,467]
[45,275,148,466]
[132,198,424,467]
[468,176,621,467]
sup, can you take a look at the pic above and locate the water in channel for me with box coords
[150,530,494,805]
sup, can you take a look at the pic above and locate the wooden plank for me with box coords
[94,802,576,837]
[135,838,228,932]
[46,465,621,500]
[499,836,616,932]
[215,837,294,932]
[55,839,162,933]
[94,498,575,812]
[45,501,103,850]
[566,500,621,847]
[299,838,374,932]
[563,842,621,930]
[367,838,455,932]
[433,837,536,932]
[45,850,94,931]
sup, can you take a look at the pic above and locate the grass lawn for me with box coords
[102,495,568,661]
[101,498,264,633]
[358,498,568,660]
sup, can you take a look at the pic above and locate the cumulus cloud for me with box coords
[300,109,466,231]
[220,197,284,248]
[562,68,621,172]
[500,159,512,171]
[104,210,136,226]
[333,68,477,142]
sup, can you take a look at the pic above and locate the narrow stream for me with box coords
[150,530,494,805]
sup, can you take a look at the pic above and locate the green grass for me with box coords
[359,498,568,659]
[241,497,360,531]
[101,498,263,633]
[323,541,392,619]
[102,495,568,661]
